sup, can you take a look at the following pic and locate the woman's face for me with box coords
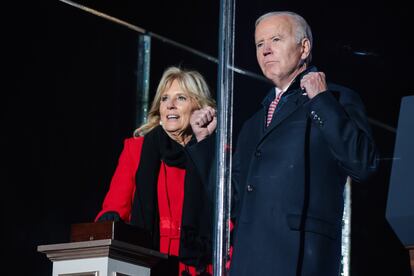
[159,79,198,139]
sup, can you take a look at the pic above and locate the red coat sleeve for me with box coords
[95,137,144,222]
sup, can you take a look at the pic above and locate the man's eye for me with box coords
[272,37,280,42]
[256,42,263,48]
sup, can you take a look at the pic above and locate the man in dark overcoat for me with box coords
[188,11,379,276]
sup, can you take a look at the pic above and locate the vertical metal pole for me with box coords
[214,0,235,275]
[341,176,352,276]
[136,35,151,126]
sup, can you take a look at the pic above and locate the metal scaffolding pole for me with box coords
[341,177,352,276]
[135,35,151,126]
[214,0,235,275]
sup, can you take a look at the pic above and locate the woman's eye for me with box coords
[177,95,187,101]
[161,96,168,102]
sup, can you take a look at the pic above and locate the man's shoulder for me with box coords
[239,109,263,134]
[247,107,264,122]
[327,82,355,93]
[327,82,363,103]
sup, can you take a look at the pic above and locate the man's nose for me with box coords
[263,41,272,56]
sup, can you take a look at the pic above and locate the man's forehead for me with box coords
[255,19,292,40]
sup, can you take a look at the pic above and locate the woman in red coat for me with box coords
[96,66,216,276]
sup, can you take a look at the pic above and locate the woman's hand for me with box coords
[190,106,217,142]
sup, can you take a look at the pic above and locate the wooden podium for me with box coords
[37,221,168,276]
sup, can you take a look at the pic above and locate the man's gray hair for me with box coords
[255,11,313,64]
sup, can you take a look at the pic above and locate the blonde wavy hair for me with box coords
[133,66,216,137]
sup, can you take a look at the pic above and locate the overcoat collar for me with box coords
[259,66,318,140]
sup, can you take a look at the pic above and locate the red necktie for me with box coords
[266,92,282,127]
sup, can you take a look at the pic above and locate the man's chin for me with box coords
[265,71,280,81]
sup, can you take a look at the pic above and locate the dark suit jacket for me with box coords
[187,66,379,276]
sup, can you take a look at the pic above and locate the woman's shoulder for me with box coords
[123,136,145,150]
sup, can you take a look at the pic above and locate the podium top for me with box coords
[38,221,168,268]
[70,221,152,248]
[38,238,167,267]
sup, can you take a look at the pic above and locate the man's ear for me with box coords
[300,38,311,60]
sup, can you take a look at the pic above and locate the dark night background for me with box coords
[4,0,413,275]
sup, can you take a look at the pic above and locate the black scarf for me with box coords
[130,126,212,270]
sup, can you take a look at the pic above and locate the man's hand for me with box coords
[190,106,217,142]
[300,71,328,99]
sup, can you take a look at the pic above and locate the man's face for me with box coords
[255,15,309,87]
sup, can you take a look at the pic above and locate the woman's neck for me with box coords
[166,130,193,146]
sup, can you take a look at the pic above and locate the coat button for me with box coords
[247,184,254,192]
[318,118,324,126]
[310,110,318,120]
[255,150,261,157]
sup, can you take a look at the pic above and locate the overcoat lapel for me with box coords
[257,65,317,146]
[259,91,309,145]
